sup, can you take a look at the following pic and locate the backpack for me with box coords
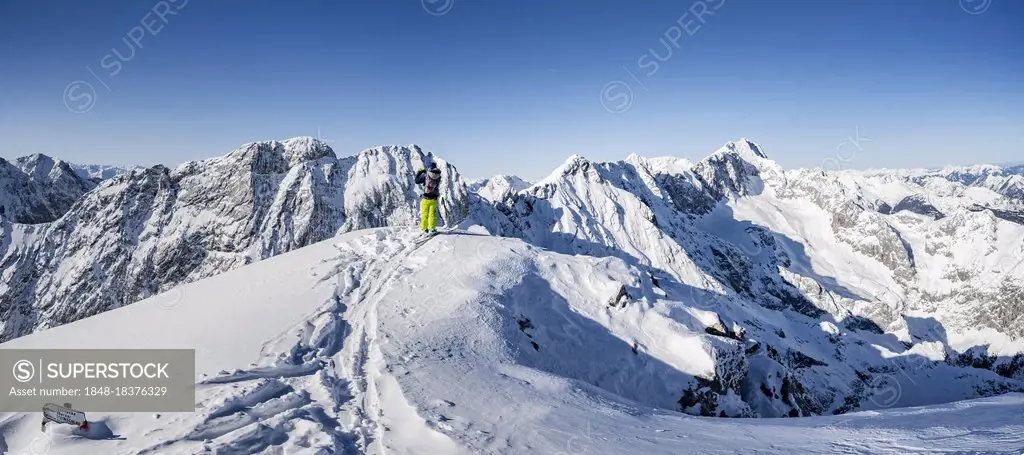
[424,172,440,195]
[416,168,442,198]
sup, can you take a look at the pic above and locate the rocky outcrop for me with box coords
[0,154,95,224]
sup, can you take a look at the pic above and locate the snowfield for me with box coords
[1,228,1022,454]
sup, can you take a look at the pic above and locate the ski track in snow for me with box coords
[1,228,1023,454]
[95,229,415,454]
[140,228,452,454]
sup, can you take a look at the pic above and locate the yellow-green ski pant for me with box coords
[420,198,438,231]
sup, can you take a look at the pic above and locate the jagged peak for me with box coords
[648,156,694,174]
[622,154,656,177]
[490,174,530,185]
[219,137,337,172]
[13,153,61,174]
[623,154,694,177]
[944,163,1002,172]
[471,173,532,202]
[717,138,769,160]
[483,174,531,191]
[281,136,333,151]
[8,153,86,183]
[14,153,58,165]
[358,144,431,161]
[355,144,458,176]
[279,136,336,166]
[561,154,591,173]
[529,154,594,188]
[565,153,588,163]
[739,138,768,158]
[685,139,780,198]
[935,164,1015,179]
[698,138,783,181]
[67,163,139,181]
[8,154,132,184]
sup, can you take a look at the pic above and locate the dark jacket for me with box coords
[415,169,442,200]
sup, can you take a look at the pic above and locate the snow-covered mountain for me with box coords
[68,163,139,182]
[0,228,1021,454]
[0,154,96,224]
[857,163,1024,205]
[463,139,1024,417]
[467,174,531,203]
[2,137,1023,428]
[0,138,469,342]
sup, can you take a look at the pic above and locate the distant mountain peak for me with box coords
[13,153,65,177]
[719,138,770,161]
[282,135,334,152]
[470,174,532,203]
[564,153,590,166]
[14,153,56,164]
[224,137,337,173]
[0,154,94,224]
[68,163,139,181]
[558,154,592,176]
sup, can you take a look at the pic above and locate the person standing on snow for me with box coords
[415,162,443,235]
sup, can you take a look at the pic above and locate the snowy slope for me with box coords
[1,228,1022,455]
[0,138,470,343]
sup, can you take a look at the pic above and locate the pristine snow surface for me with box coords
[1,228,1021,454]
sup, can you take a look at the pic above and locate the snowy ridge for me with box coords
[0,228,1021,454]
[857,163,1024,204]
[0,138,469,342]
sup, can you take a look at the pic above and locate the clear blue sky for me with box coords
[1,0,1021,180]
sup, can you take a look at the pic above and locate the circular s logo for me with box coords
[960,0,992,15]
[422,0,454,16]
[600,80,633,114]
[868,374,902,408]
[63,80,97,114]
[13,359,35,383]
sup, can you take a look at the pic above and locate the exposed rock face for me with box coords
[0,154,96,224]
